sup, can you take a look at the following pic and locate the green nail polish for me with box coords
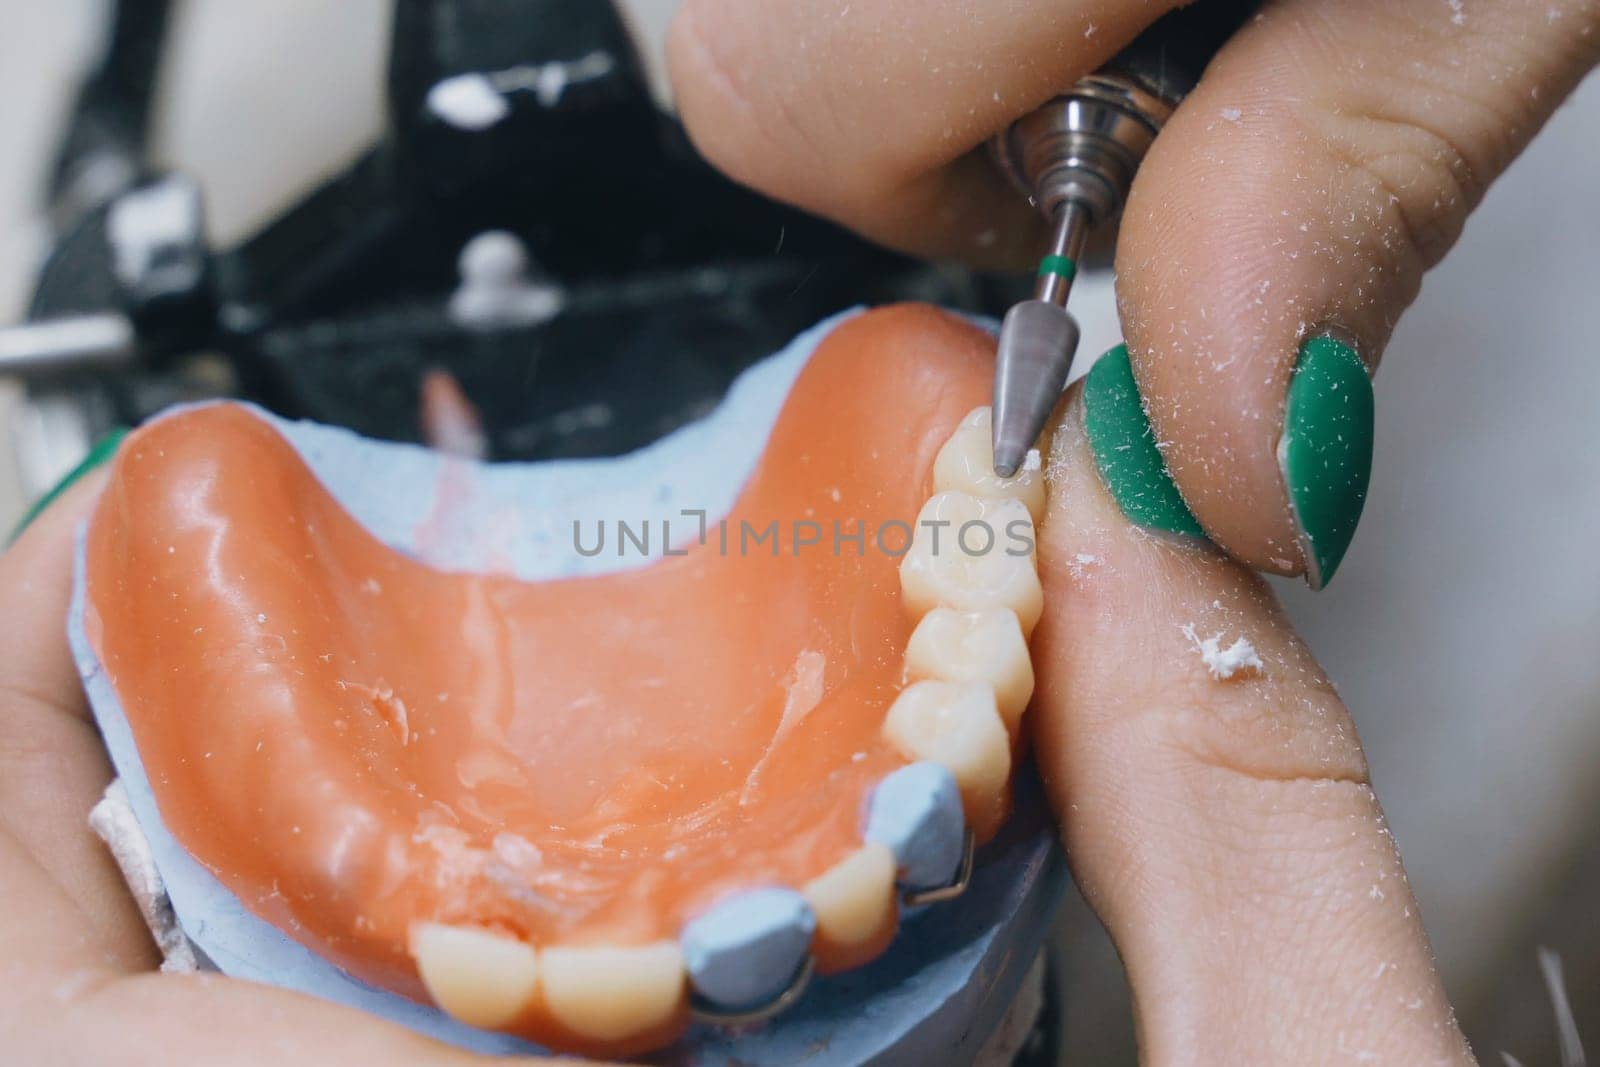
[6,426,129,546]
[1279,334,1373,588]
[1082,344,1204,537]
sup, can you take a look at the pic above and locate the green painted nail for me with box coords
[1082,344,1205,537]
[6,426,129,546]
[1279,334,1373,588]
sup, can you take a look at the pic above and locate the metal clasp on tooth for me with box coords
[688,956,816,1027]
[901,829,976,907]
[687,830,975,1027]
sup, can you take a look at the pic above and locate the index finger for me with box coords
[666,0,1175,266]
[0,467,161,980]
[1031,386,1471,1062]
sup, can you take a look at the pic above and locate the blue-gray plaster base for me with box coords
[681,888,816,1009]
[865,761,967,891]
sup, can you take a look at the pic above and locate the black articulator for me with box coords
[0,0,1001,499]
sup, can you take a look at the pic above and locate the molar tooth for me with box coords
[904,607,1034,731]
[682,888,815,1009]
[802,844,897,970]
[934,407,1047,521]
[899,491,1043,635]
[410,922,540,1029]
[882,680,1011,840]
[865,762,966,890]
[539,942,686,1042]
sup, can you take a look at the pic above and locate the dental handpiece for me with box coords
[988,2,1259,477]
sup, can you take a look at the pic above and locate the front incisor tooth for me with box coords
[933,407,1047,521]
[802,843,898,972]
[904,607,1034,732]
[410,922,540,1029]
[882,680,1011,840]
[899,491,1043,635]
[540,942,686,1042]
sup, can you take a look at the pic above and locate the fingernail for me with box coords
[1277,333,1373,589]
[1082,344,1205,538]
[6,426,129,547]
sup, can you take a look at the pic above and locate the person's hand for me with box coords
[1015,389,1472,1062]
[0,478,583,1065]
[0,413,1466,1064]
[669,0,1600,585]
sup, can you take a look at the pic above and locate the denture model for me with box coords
[73,305,1054,1059]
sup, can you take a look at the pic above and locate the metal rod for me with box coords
[901,830,977,907]
[689,957,816,1027]
[1034,201,1089,306]
[0,313,138,375]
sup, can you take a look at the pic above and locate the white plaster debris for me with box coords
[489,51,619,108]
[450,231,565,329]
[89,779,198,973]
[426,74,510,130]
[1022,448,1042,472]
[543,51,616,106]
[1445,0,1466,25]
[1219,107,1243,122]
[106,177,201,288]
[1066,553,1101,579]
[1182,624,1264,681]
[491,831,544,872]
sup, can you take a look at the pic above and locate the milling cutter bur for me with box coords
[988,72,1176,477]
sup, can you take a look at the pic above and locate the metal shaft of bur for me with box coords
[1037,201,1089,306]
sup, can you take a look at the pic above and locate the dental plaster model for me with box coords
[77,305,1050,1058]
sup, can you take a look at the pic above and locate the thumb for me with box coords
[1030,383,1470,1063]
[1115,0,1600,585]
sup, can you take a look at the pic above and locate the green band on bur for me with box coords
[1037,254,1076,281]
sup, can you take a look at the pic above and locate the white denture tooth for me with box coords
[540,942,685,1041]
[802,843,897,954]
[956,407,990,429]
[410,922,540,1029]
[899,491,1043,635]
[933,407,1047,521]
[904,607,1034,732]
[882,680,1011,839]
